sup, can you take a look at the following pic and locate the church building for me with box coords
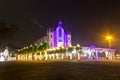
[36,20,71,48]
[35,20,116,60]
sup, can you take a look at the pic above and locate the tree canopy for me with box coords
[0,19,18,50]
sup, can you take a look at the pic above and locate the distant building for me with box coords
[36,20,71,48]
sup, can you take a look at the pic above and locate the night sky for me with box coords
[0,0,120,50]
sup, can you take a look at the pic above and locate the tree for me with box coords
[76,44,82,60]
[76,45,82,53]
[0,19,18,51]
[68,46,74,60]
[32,42,49,60]
[41,42,49,60]
[59,47,66,59]
[16,42,49,60]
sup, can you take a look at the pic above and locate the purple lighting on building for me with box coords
[53,20,70,47]
[64,33,68,47]
[89,45,96,49]
[54,30,57,47]
[58,20,62,27]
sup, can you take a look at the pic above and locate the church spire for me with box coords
[58,19,62,27]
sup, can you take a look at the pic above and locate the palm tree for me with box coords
[36,42,45,60]
[68,46,74,60]
[47,49,56,59]
[59,47,66,60]
[30,44,36,60]
[42,42,49,60]
[16,42,49,61]
[36,42,49,60]
[36,43,43,60]
[76,44,82,60]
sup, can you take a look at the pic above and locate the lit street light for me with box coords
[105,34,114,60]
[106,34,113,48]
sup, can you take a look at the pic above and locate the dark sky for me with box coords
[0,0,120,50]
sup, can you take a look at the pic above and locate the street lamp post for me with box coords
[106,35,113,48]
[106,34,113,60]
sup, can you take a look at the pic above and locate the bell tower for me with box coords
[56,20,64,47]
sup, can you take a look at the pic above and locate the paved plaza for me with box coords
[0,61,120,80]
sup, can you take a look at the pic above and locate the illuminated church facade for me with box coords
[35,20,116,60]
[36,20,71,48]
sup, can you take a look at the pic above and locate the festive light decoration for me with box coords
[0,48,9,61]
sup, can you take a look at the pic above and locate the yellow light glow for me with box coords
[69,44,72,47]
[105,34,113,48]
[62,46,64,48]
[77,44,80,47]
[106,35,113,40]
